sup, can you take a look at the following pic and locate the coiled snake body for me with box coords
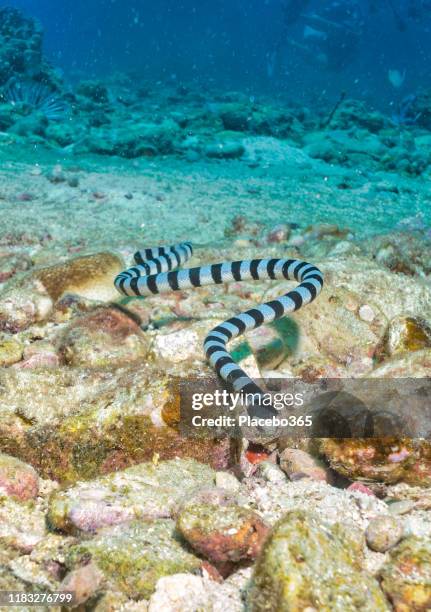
[115,242,324,411]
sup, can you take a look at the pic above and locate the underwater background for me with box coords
[0,0,430,246]
[0,1,431,610]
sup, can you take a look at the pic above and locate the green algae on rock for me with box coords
[0,337,23,366]
[65,519,202,600]
[376,315,431,361]
[246,510,390,612]
[380,536,431,611]
[0,364,232,482]
[47,458,216,534]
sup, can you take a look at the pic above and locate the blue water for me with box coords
[5,0,431,108]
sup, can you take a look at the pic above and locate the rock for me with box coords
[347,482,376,497]
[153,328,200,364]
[76,80,109,104]
[9,532,88,592]
[66,519,202,600]
[15,340,59,369]
[369,349,431,378]
[368,232,431,277]
[215,471,241,492]
[47,458,215,534]
[45,122,78,147]
[219,105,250,132]
[388,500,416,516]
[0,337,23,366]
[46,164,66,183]
[177,499,268,564]
[0,8,57,87]
[329,99,388,133]
[0,284,53,333]
[358,304,376,323]
[0,252,32,283]
[380,536,431,611]
[32,252,124,302]
[0,453,39,500]
[266,224,291,243]
[0,252,123,333]
[241,478,389,530]
[67,175,79,188]
[59,563,104,606]
[205,141,245,159]
[366,516,403,552]
[86,120,180,158]
[10,113,48,137]
[246,510,389,611]
[279,448,331,483]
[0,365,232,482]
[148,573,244,612]
[254,461,287,484]
[57,305,149,368]
[0,496,46,553]
[246,326,288,370]
[321,439,431,487]
[377,315,431,361]
[304,223,349,240]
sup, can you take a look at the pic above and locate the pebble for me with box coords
[347,482,376,497]
[254,461,287,484]
[266,224,291,243]
[280,448,330,483]
[247,326,287,370]
[388,500,416,515]
[288,235,305,247]
[15,341,60,369]
[365,516,403,552]
[60,563,103,606]
[358,304,376,323]
[47,165,66,184]
[67,176,79,188]
[16,192,35,202]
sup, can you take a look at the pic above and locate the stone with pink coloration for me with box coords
[47,458,215,534]
[0,453,39,500]
[60,563,103,605]
[267,224,291,243]
[347,482,376,497]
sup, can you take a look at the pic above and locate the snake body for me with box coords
[115,242,323,407]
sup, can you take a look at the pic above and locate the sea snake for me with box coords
[114,242,323,415]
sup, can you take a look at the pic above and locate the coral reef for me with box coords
[0,8,60,89]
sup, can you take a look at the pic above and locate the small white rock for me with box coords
[358,304,375,323]
[154,329,199,363]
[215,471,241,492]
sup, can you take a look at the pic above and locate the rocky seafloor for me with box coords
[1,6,431,612]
